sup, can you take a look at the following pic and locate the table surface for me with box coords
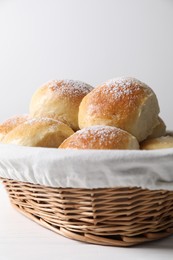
[0,183,173,260]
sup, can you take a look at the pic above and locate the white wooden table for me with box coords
[0,183,173,260]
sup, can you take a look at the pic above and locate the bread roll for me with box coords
[0,114,29,142]
[30,79,93,131]
[147,116,166,139]
[140,135,173,150]
[59,125,139,150]
[2,117,74,148]
[78,77,160,142]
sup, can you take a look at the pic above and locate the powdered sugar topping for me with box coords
[48,79,93,97]
[76,125,127,146]
[1,114,28,127]
[100,77,149,99]
[24,117,60,126]
[106,77,146,88]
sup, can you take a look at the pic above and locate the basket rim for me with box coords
[0,143,173,191]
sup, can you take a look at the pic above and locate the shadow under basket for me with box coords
[1,178,173,247]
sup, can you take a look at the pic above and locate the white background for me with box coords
[0,1,173,259]
[0,0,173,128]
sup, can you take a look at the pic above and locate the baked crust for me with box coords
[79,77,160,142]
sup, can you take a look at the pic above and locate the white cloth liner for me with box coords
[0,143,173,190]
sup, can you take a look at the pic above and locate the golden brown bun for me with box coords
[0,114,29,142]
[147,116,166,139]
[78,77,160,142]
[2,117,74,148]
[140,135,173,150]
[59,125,139,150]
[29,80,93,131]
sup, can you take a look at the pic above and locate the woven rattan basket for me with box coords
[1,177,173,246]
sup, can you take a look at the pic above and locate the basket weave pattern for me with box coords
[2,178,173,246]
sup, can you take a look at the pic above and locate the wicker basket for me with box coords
[1,177,173,247]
